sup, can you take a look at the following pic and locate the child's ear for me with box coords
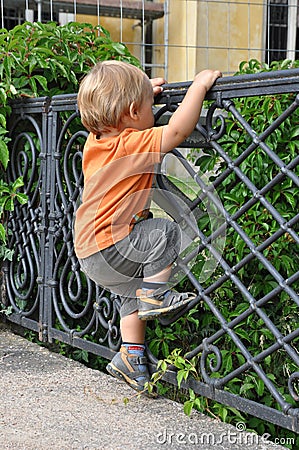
[129,102,139,120]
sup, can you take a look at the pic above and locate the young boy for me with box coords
[74,60,221,395]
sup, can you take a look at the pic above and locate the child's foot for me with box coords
[137,289,196,321]
[106,346,155,397]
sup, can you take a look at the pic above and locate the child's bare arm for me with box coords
[160,70,222,154]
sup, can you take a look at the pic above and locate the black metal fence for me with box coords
[2,69,299,432]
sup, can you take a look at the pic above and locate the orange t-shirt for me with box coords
[74,127,163,259]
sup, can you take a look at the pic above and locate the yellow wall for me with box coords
[77,0,265,82]
[195,0,264,75]
[76,13,142,61]
[164,0,199,82]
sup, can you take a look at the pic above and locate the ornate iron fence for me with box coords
[2,69,299,432]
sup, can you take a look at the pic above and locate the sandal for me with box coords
[106,346,156,397]
[137,289,196,321]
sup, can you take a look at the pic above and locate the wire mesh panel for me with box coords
[1,0,299,79]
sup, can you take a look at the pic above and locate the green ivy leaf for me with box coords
[0,223,6,243]
[29,77,37,95]
[15,193,28,205]
[8,83,18,96]
[11,177,24,191]
[0,140,9,169]
[183,400,194,416]
[0,88,7,104]
[256,379,265,396]
[33,75,48,91]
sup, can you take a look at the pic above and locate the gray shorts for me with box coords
[78,218,181,318]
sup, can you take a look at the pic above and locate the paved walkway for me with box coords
[0,323,287,450]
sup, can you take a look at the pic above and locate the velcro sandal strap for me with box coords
[129,355,148,365]
[138,356,148,365]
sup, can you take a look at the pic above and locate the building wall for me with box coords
[76,14,140,59]
[194,0,265,75]
[77,0,266,82]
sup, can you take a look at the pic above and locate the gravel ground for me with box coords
[0,324,288,450]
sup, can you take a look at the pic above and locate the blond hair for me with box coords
[77,60,153,135]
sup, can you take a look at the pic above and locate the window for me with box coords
[1,6,58,30]
[266,0,299,63]
[2,8,22,29]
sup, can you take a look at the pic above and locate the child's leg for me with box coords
[106,311,154,396]
[140,263,172,295]
[120,311,146,344]
[143,264,172,283]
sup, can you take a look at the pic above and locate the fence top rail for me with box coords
[9,68,299,114]
[9,96,51,114]
[50,93,78,112]
[159,68,299,102]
